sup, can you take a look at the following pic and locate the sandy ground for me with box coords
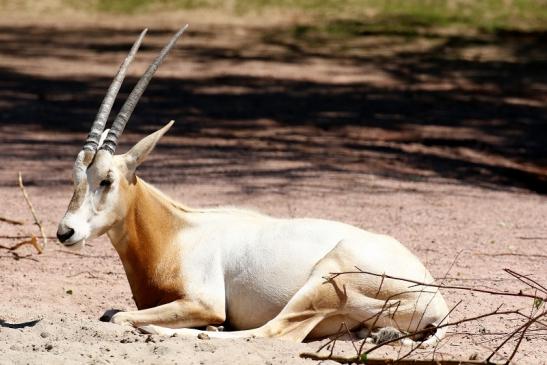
[0,13,546,364]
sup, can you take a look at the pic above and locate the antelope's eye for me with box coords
[100,179,112,187]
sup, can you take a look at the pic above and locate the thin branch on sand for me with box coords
[0,216,24,225]
[0,252,39,262]
[327,267,545,301]
[18,172,47,251]
[58,250,113,258]
[486,310,547,364]
[300,353,497,364]
[301,268,546,364]
[0,235,43,254]
[475,252,547,259]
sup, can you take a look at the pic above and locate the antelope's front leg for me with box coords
[110,299,225,329]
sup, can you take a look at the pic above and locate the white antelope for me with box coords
[57,26,449,345]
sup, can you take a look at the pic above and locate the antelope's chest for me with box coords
[122,249,185,310]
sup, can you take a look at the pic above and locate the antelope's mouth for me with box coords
[62,239,86,250]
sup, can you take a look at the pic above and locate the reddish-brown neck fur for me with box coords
[108,178,186,309]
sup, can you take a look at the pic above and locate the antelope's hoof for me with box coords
[206,325,224,332]
[110,312,134,326]
[372,326,403,345]
[100,309,123,322]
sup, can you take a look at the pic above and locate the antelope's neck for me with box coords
[107,178,187,309]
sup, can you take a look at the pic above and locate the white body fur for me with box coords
[179,206,446,332]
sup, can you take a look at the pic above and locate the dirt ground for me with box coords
[0,12,546,364]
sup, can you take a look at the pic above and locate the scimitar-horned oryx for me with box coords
[57,25,449,345]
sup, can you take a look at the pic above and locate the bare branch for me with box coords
[0,235,42,254]
[57,250,115,258]
[300,352,499,364]
[18,172,47,251]
[328,267,545,301]
[0,216,23,225]
[503,268,547,295]
[1,252,39,262]
[476,252,547,259]
[304,268,545,364]
[486,310,547,364]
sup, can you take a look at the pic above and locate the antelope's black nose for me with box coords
[57,227,75,243]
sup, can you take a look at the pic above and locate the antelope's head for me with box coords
[57,26,187,247]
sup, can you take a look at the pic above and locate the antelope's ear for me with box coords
[123,120,174,175]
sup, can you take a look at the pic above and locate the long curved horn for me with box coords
[82,29,148,152]
[100,24,188,155]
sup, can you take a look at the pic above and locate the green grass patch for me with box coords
[5,0,547,32]
[91,0,547,31]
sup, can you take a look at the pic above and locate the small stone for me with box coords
[197,332,210,340]
[40,332,49,338]
[469,353,479,360]
[145,335,156,343]
[45,343,53,351]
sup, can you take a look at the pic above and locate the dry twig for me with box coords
[504,269,547,296]
[476,252,547,259]
[18,172,47,251]
[66,271,99,279]
[0,216,23,225]
[302,307,519,364]
[328,267,545,301]
[8,235,42,254]
[303,268,546,365]
[57,250,114,258]
[13,252,39,261]
[300,352,499,364]
[486,310,547,364]
[0,235,56,240]
[0,235,43,254]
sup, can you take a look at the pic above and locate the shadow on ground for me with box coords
[0,319,41,329]
[0,23,546,193]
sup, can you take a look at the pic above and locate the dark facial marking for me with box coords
[67,180,87,212]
